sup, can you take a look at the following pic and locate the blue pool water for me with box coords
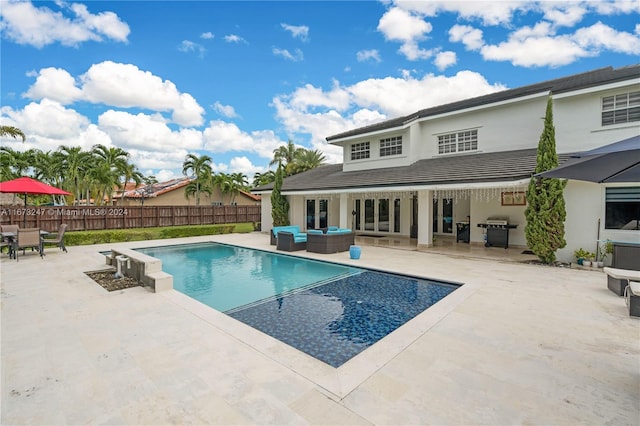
[135,242,460,367]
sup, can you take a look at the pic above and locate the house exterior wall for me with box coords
[413,95,548,160]
[121,187,259,207]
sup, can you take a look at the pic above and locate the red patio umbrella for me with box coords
[0,176,71,225]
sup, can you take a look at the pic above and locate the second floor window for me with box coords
[380,136,402,157]
[602,91,640,126]
[351,142,370,160]
[438,129,478,154]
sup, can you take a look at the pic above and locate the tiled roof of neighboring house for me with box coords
[122,177,191,198]
[253,149,572,193]
[121,176,261,201]
[326,65,640,141]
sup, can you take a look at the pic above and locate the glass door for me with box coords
[442,198,453,234]
[306,199,316,229]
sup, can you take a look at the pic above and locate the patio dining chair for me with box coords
[1,224,19,258]
[42,223,68,253]
[15,228,43,261]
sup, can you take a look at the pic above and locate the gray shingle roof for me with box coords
[326,65,640,141]
[254,149,572,193]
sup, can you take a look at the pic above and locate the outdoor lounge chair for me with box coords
[276,231,307,251]
[14,228,43,261]
[42,223,68,253]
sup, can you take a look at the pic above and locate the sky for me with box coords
[1,0,639,183]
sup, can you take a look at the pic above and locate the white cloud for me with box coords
[287,82,351,111]
[356,49,382,63]
[481,35,586,67]
[200,32,214,39]
[203,120,285,160]
[212,102,238,118]
[573,21,640,54]
[449,24,484,50]
[229,156,263,175]
[378,7,432,42]
[392,0,525,26]
[281,23,309,41]
[23,67,83,104]
[480,21,640,67]
[377,7,434,60]
[98,110,203,152]
[0,0,129,48]
[129,149,190,177]
[540,3,587,27]
[0,99,105,151]
[79,61,205,126]
[224,34,246,43]
[21,62,204,126]
[2,99,90,140]
[272,47,304,61]
[434,51,457,70]
[178,40,206,57]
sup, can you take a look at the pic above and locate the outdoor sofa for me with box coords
[306,227,355,254]
[276,230,307,252]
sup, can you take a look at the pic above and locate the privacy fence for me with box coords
[0,205,261,233]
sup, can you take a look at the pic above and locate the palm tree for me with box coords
[182,153,213,205]
[92,144,129,205]
[118,162,144,205]
[270,140,303,176]
[252,170,276,187]
[215,172,248,205]
[289,149,326,174]
[0,125,26,142]
[59,145,93,205]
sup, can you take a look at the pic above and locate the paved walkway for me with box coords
[1,233,638,425]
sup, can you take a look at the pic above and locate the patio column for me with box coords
[339,193,350,229]
[417,189,434,249]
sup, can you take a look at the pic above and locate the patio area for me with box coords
[1,232,638,425]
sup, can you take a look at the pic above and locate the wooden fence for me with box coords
[0,205,261,233]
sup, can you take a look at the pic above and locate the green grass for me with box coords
[63,222,258,246]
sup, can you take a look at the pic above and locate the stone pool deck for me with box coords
[1,232,638,425]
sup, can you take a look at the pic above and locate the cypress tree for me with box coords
[525,96,567,264]
[271,163,290,226]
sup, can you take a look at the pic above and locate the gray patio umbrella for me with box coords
[537,135,640,183]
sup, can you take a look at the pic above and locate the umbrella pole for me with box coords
[23,193,27,227]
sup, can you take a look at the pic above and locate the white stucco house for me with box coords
[253,65,640,263]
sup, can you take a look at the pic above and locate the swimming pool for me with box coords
[135,242,460,367]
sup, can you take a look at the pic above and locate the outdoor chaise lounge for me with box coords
[306,227,355,254]
[42,223,68,253]
[276,231,307,252]
[603,267,640,317]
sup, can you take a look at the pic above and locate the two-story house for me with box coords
[253,65,639,263]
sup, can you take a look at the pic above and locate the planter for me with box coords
[596,261,604,268]
[582,260,591,267]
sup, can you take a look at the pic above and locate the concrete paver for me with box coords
[1,232,638,425]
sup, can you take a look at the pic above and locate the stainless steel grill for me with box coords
[477,216,517,248]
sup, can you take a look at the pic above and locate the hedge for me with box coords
[63,222,256,246]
